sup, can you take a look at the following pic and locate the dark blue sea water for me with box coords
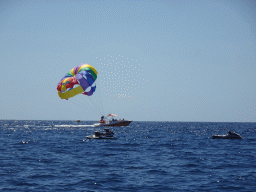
[0,120,255,192]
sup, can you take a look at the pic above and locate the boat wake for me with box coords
[54,125,94,128]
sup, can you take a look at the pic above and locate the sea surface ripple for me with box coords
[0,120,255,191]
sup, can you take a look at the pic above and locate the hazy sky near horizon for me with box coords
[1,0,256,122]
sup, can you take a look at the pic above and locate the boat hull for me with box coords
[94,120,132,127]
[212,135,242,139]
[87,135,117,139]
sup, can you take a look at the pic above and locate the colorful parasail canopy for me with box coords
[57,64,97,100]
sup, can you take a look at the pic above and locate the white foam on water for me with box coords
[54,125,94,128]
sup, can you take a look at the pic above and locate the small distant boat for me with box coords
[77,119,81,122]
[87,128,116,139]
[212,131,242,139]
[93,114,132,127]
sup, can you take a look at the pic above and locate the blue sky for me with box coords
[1,0,256,122]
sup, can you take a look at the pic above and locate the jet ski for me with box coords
[87,128,116,139]
[212,131,242,139]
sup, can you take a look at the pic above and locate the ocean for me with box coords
[0,120,255,192]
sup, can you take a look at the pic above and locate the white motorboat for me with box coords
[93,114,132,127]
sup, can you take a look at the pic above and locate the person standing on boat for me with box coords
[100,116,105,123]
